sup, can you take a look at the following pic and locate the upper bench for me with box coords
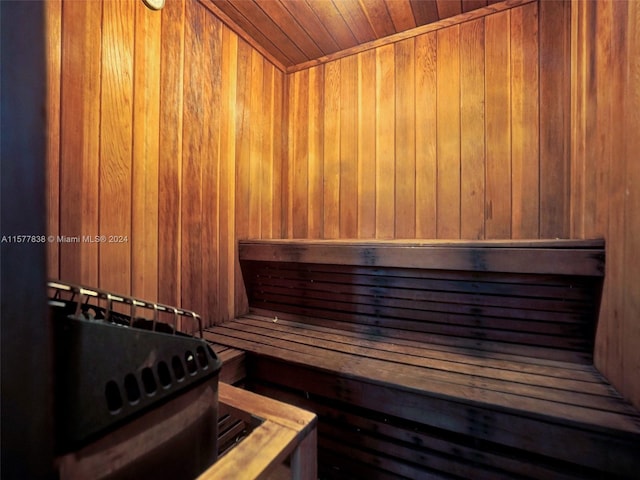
[238,238,605,364]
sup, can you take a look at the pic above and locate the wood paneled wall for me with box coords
[46,0,284,326]
[571,0,640,409]
[285,0,570,240]
[45,0,639,410]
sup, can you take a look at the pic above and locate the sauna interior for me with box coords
[2,0,640,478]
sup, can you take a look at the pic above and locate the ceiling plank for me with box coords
[385,0,418,31]
[436,0,463,19]
[359,0,397,38]
[230,0,309,65]
[410,0,440,25]
[279,0,342,55]
[462,0,489,13]
[305,0,359,51]
[255,0,325,60]
[332,0,378,44]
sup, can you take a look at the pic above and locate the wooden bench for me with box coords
[205,239,640,479]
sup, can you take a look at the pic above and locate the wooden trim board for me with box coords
[199,383,317,480]
[239,239,605,276]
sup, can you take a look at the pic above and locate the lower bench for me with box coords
[206,239,640,479]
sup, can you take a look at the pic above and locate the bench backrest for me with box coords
[238,239,605,363]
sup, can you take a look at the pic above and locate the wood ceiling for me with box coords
[202,0,508,72]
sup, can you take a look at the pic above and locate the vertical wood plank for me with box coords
[570,0,588,238]
[436,25,461,239]
[220,27,240,321]
[99,0,134,293]
[235,39,252,315]
[308,66,325,238]
[604,0,628,402]
[357,49,376,238]
[415,32,438,239]
[291,69,309,238]
[323,61,341,238]
[261,62,275,238]
[340,55,359,238]
[394,38,416,238]
[235,40,252,243]
[375,44,395,239]
[539,0,570,238]
[590,0,614,381]
[158,0,185,306]
[581,2,608,236]
[485,10,511,239]
[219,27,238,320]
[132,0,161,302]
[59,0,101,286]
[592,0,620,396]
[45,0,61,280]
[202,12,222,325]
[623,0,640,409]
[510,3,539,239]
[285,73,295,238]
[249,50,264,238]
[181,0,204,323]
[272,69,285,239]
[590,1,613,238]
[460,18,485,240]
[571,0,640,410]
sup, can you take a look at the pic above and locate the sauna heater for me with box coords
[48,281,222,479]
